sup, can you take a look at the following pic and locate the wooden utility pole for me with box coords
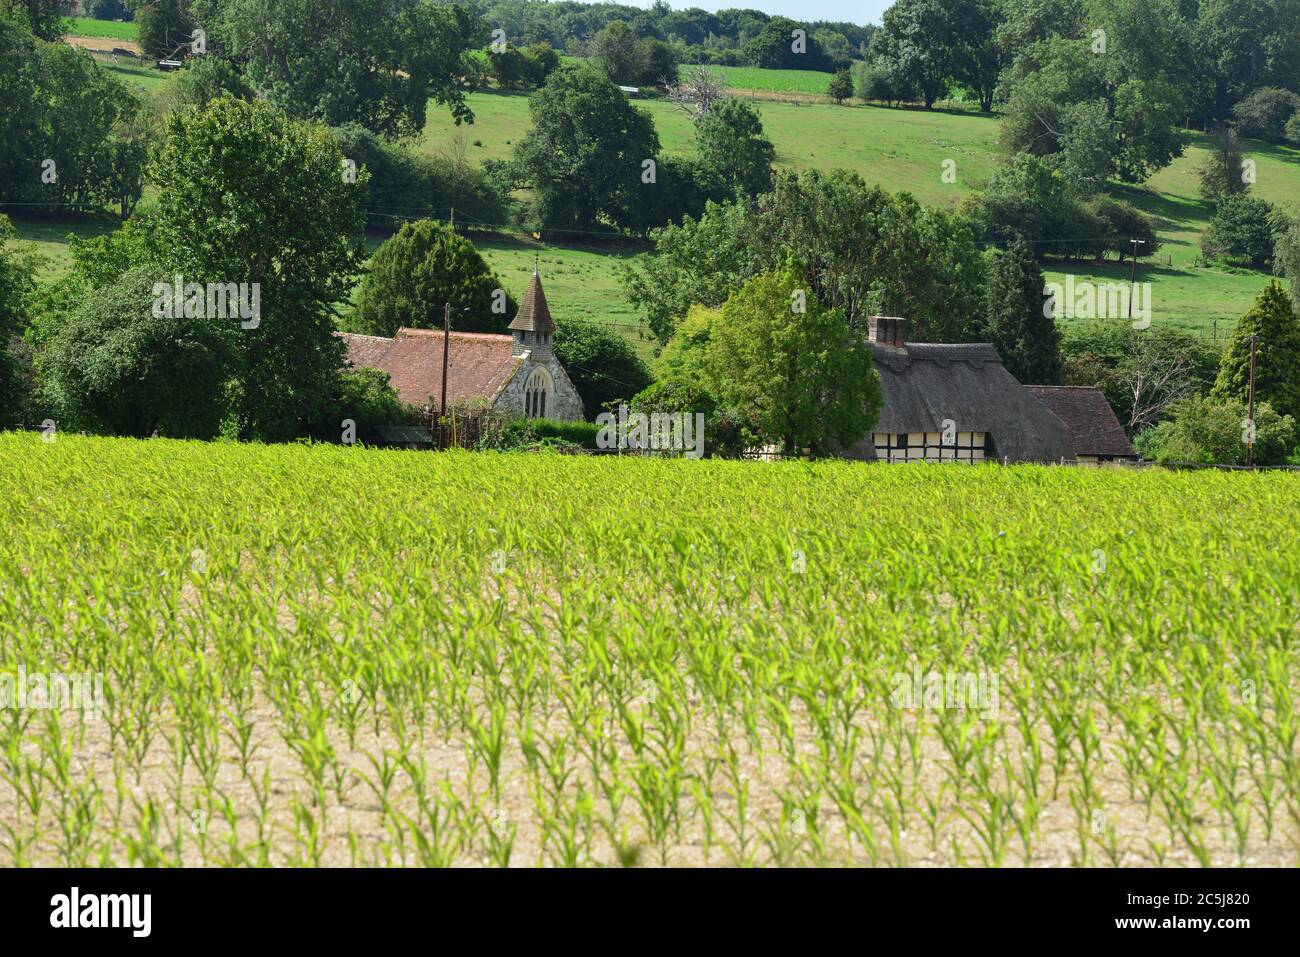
[1127,238,1147,325]
[439,301,451,450]
[1246,334,1257,468]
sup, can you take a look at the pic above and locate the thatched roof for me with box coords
[847,341,1076,464]
[1025,386,1136,459]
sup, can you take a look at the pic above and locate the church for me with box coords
[338,267,585,423]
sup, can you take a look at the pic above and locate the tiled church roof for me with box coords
[508,269,554,334]
[338,328,521,407]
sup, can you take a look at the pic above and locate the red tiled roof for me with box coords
[1024,385,1136,458]
[338,328,522,407]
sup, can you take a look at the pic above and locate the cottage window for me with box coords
[524,368,552,419]
[874,430,988,464]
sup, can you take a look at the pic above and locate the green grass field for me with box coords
[63,16,138,41]
[2,433,1296,866]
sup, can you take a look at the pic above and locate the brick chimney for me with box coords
[868,316,908,347]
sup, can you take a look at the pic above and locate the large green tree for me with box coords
[552,317,652,419]
[981,239,1062,384]
[624,170,986,345]
[873,0,956,108]
[147,96,368,440]
[1000,0,1192,185]
[0,19,144,215]
[699,262,882,456]
[1213,280,1300,421]
[41,266,230,437]
[133,0,196,61]
[693,97,774,199]
[0,216,36,427]
[510,64,660,232]
[354,219,515,337]
[1,0,72,40]
[189,0,484,136]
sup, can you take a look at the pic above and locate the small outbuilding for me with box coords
[1024,386,1137,466]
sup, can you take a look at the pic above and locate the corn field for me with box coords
[1,432,1297,867]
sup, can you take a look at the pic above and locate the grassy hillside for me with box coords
[421,91,1300,336]
[3,432,1297,866]
[19,68,1300,341]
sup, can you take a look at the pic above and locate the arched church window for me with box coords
[524,368,552,419]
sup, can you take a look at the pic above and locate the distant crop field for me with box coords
[2,433,1296,866]
[711,64,840,95]
[64,16,138,41]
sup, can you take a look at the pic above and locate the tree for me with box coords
[1197,125,1250,203]
[638,37,679,87]
[1232,87,1300,143]
[188,0,484,137]
[1287,113,1300,146]
[1089,196,1162,263]
[1134,396,1296,466]
[871,0,954,109]
[41,267,230,438]
[1194,0,1300,123]
[855,58,915,107]
[1275,214,1300,298]
[487,44,534,91]
[745,17,831,72]
[700,262,882,455]
[999,8,1191,185]
[552,317,652,419]
[694,97,774,198]
[949,0,1002,112]
[0,23,144,215]
[511,64,660,232]
[305,367,412,443]
[147,96,368,440]
[1,0,74,40]
[354,220,515,337]
[1062,325,1219,434]
[1213,280,1300,421]
[1202,196,1279,268]
[86,0,131,19]
[333,124,505,229]
[624,170,986,345]
[0,215,36,428]
[967,154,1104,261]
[133,0,195,61]
[592,19,642,85]
[664,62,726,118]
[814,29,854,68]
[981,239,1061,384]
[827,68,853,105]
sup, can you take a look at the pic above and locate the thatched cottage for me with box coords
[844,317,1079,464]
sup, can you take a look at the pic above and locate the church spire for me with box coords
[509,265,554,335]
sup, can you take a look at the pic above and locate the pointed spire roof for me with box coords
[508,263,554,334]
